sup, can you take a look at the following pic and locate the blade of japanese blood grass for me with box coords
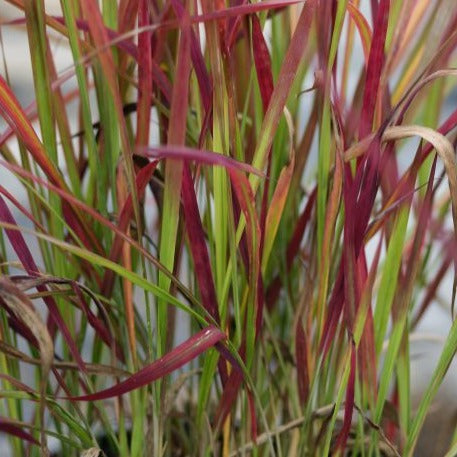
[59,0,101,203]
[139,145,264,175]
[346,2,372,69]
[0,185,46,234]
[345,116,457,239]
[340,241,382,448]
[396,165,446,457]
[250,0,316,185]
[373,206,409,354]
[390,69,457,144]
[215,358,273,454]
[335,188,361,457]
[0,76,62,188]
[176,0,307,27]
[338,134,383,414]
[0,277,53,454]
[200,0,230,338]
[319,343,352,456]
[214,172,264,442]
[172,0,212,112]
[0,418,39,446]
[261,109,294,274]
[101,161,158,296]
[0,195,87,372]
[412,255,452,327]
[333,341,356,455]
[316,141,343,340]
[69,282,123,363]
[116,165,137,366]
[157,2,192,367]
[316,0,346,264]
[181,163,229,392]
[118,0,139,35]
[181,165,220,323]
[383,126,457,276]
[358,0,389,138]
[135,0,152,146]
[220,0,317,330]
[290,100,317,196]
[70,326,225,401]
[9,275,119,362]
[252,13,274,112]
[341,1,367,101]
[46,51,81,199]
[228,169,261,367]
[116,0,140,98]
[78,0,141,236]
[353,229,383,358]
[391,2,455,106]
[195,15,231,413]
[23,0,67,278]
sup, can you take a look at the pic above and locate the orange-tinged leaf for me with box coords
[0,76,64,188]
[262,129,295,274]
[347,2,372,68]
[116,162,136,363]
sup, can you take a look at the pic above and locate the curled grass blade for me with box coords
[70,326,226,401]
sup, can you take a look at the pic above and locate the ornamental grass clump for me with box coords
[1,1,457,456]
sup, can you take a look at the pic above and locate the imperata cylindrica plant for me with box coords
[1,1,457,456]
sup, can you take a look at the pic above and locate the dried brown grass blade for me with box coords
[0,277,53,454]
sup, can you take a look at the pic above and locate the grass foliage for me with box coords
[1,0,457,455]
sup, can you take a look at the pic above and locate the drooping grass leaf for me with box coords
[70,326,226,401]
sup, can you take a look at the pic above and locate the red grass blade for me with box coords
[252,0,317,173]
[358,0,390,137]
[181,165,220,323]
[347,2,372,69]
[70,326,226,401]
[0,75,63,188]
[252,13,274,112]
[0,195,86,372]
[0,418,39,446]
[138,145,264,176]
